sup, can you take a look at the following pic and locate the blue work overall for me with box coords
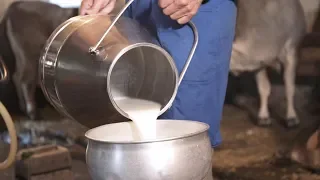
[125,0,237,147]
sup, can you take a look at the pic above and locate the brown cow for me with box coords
[0,0,135,120]
[0,1,78,119]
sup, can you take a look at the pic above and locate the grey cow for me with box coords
[230,0,310,127]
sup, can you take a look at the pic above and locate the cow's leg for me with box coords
[12,73,26,113]
[283,49,299,127]
[12,69,38,120]
[255,68,272,126]
[7,32,38,120]
[21,82,38,120]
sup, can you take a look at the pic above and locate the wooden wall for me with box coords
[298,6,320,77]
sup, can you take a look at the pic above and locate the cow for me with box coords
[0,0,132,121]
[0,1,78,120]
[229,0,315,128]
[0,0,48,21]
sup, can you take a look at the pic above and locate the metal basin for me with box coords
[85,120,212,180]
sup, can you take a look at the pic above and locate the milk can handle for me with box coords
[89,0,199,86]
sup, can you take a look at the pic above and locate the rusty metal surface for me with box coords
[15,145,72,179]
[0,129,90,180]
[30,169,73,180]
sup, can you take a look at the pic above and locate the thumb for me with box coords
[80,0,93,15]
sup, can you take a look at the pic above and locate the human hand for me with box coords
[158,0,203,24]
[80,0,117,15]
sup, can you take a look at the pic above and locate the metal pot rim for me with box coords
[85,120,210,144]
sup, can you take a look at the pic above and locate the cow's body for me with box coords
[0,1,77,119]
[230,0,307,127]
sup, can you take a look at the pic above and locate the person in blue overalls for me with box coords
[80,0,237,148]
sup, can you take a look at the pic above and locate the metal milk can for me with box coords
[39,0,198,128]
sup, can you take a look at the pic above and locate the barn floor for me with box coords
[213,83,320,180]
[213,105,320,180]
[1,85,320,180]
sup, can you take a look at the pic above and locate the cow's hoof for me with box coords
[286,118,300,128]
[257,117,272,127]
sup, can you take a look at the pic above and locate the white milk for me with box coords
[116,98,161,140]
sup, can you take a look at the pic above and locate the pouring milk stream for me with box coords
[89,0,162,141]
[116,98,161,140]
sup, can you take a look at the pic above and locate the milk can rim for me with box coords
[106,43,180,119]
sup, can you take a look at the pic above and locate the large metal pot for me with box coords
[85,120,213,180]
[39,0,198,128]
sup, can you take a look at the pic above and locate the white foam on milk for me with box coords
[116,98,161,140]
